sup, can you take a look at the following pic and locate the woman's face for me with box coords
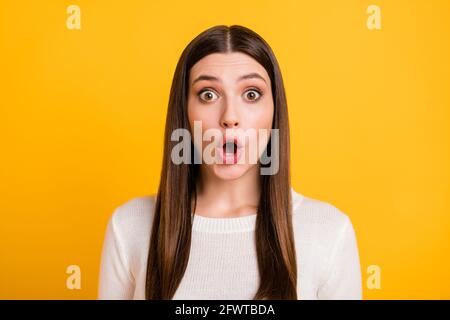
[187,52,274,181]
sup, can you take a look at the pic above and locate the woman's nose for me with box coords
[221,118,239,128]
[220,99,240,129]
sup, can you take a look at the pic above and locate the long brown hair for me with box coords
[146,25,297,299]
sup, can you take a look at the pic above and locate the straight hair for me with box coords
[146,25,297,299]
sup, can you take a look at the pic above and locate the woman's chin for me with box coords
[211,163,251,180]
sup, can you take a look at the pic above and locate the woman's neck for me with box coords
[193,165,261,218]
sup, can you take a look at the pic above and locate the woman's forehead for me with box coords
[189,52,270,84]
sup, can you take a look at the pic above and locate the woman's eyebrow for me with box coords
[238,72,267,84]
[192,72,267,85]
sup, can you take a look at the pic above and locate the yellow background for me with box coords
[1,0,449,299]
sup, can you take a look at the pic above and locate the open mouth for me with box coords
[217,137,243,164]
[223,141,238,154]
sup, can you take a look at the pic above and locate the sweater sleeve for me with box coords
[98,208,135,299]
[317,215,363,300]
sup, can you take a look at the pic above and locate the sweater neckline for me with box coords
[190,188,303,233]
[192,211,257,233]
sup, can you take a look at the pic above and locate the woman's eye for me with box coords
[244,89,262,102]
[198,90,219,102]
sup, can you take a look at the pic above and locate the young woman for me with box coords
[98,25,362,300]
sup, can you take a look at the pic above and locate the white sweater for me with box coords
[98,188,362,300]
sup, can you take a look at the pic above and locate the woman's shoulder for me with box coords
[99,195,157,293]
[105,194,157,250]
[291,188,362,298]
[109,194,157,223]
[291,187,353,235]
